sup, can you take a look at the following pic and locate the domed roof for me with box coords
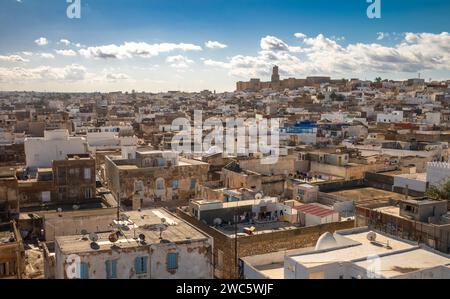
[315,232,338,251]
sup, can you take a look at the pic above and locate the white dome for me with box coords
[315,232,338,251]
[206,146,222,155]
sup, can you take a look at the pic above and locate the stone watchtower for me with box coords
[271,65,280,82]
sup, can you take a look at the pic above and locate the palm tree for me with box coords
[425,179,450,201]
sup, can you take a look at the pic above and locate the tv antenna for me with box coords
[156,218,168,240]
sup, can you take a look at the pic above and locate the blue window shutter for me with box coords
[135,256,148,274]
[134,257,141,273]
[190,179,196,190]
[167,253,178,270]
[105,261,110,279]
[111,260,117,278]
[142,256,148,273]
[106,260,117,279]
[80,263,89,279]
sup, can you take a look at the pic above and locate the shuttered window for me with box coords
[135,256,148,274]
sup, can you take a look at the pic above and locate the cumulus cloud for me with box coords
[203,59,231,69]
[294,33,307,39]
[205,41,228,49]
[0,55,29,62]
[260,36,290,52]
[376,32,387,40]
[105,72,131,82]
[0,64,87,82]
[166,55,194,68]
[79,42,202,59]
[59,39,71,46]
[55,49,77,56]
[34,37,49,46]
[203,32,450,78]
[40,53,55,59]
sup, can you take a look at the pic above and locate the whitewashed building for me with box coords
[24,130,87,168]
[54,209,213,279]
[242,228,450,279]
[377,111,404,123]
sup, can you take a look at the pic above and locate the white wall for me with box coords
[393,175,427,192]
[426,112,441,126]
[25,130,87,168]
[377,111,403,123]
[427,162,450,186]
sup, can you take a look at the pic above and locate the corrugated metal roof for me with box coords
[294,204,337,218]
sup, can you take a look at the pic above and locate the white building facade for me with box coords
[24,130,87,168]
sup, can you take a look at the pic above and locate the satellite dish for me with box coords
[367,232,377,242]
[138,234,146,242]
[109,232,119,243]
[80,229,88,236]
[161,218,167,224]
[57,208,63,213]
[255,193,263,200]
[213,218,223,226]
[89,232,99,243]
[72,205,80,210]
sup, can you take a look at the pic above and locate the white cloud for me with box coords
[59,39,71,46]
[0,55,29,62]
[203,32,450,78]
[260,36,290,51]
[34,37,49,46]
[203,59,231,69]
[166,55,194,68]
[205,41,228,49]
[294,33,307,39]
[0,64,87,82]
[79,42,202,59]
[55,49,77,56]
[377,32,388,40]
[105,73,131,82]
[21,52,33,56]
[40,53,55,59]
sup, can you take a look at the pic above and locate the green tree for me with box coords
[425,179,450,201]
[375,77,382,83]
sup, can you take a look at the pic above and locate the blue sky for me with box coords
[0,0,450,92]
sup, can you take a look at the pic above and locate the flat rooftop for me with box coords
[217,221,299,237]
[328,187,406,203]
[18,199,110,216]
[289,231,416,269]
[243,246,315,279]
[56,209,208,254]
[354,248,450,278]
[390,172,427,181]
